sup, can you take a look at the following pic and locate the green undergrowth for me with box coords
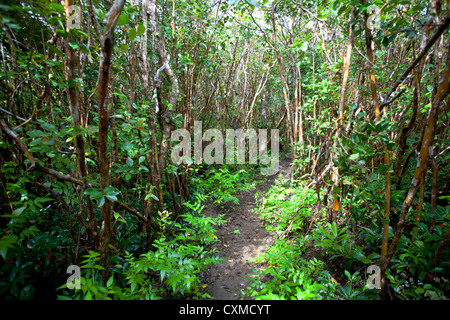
[56,165,263,300]
[244,176,450,300]
[57,207,225,300]
[191,164,261,207]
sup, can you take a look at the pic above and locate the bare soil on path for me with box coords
[203,160,291,300]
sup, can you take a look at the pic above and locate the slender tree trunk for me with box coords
[361,1,391,294]
[270,8,295,159]
[64,0,98,247]
[96,0,126,275]
[380,43,450,296]
[331,7,354,221]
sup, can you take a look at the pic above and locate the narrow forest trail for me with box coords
[203,160,291,300]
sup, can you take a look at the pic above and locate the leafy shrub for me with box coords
[245,239,333,300]
[247,174,450,300]
[57,198,225,300]
[193,166,258,206]
[254,179,317,236]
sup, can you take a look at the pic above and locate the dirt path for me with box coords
[203,160,291,300]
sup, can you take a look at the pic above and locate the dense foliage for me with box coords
[0,0,449,300]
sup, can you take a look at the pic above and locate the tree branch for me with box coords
[380,15,450,110]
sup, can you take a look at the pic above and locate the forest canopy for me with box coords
[0,0,449,301]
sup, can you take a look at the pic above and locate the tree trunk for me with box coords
[380,43,450,296]
[96,0,125,276]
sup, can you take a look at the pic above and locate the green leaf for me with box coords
[104,186,120,202]
[98,196,105,207]
[128,28,137,42]
[20,225,39,238]
[117,13,129,25]
[68,78,77,88]
[0,236,17,259]
[41,122,57,132]
[145,193,159,201]
[84,188,103,200]
[47,44,64,57]
[136,23,146,36]
[78,43,90,55]
[343,178,353,185]
[106,194,118,202]
[69,41,80,50]
[56,29,69,38]
[107,275,114,287]
[344,270,351,280]
[48,3,65,13]
[337,4,348,16]
[415,287,424,295]
[27,130,44,137]
[12,206,27,217]
[333,186,341,195]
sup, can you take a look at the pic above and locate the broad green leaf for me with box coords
[27,130,44,137]
[48,3,65,13]
[344,270,351,280]
[41,122,57,132]
[93,265,105,270]
[145,193,159,201]
[56,29,69,38]
[106,194,118,202]
[84,188,103,200]
[0,236,17,259]
[107,275,114,287]
[337,4,348,16]
[12,206,27,217]
[128,28,137,42]
[104,186,120,201]
[68,41,80,50]
[136,23,146,36]
[98,196,105,207]
[117,13,129,25]
[47,44,64,57]
[78,43,90,55]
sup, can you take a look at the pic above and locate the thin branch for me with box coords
[37,182,91,231]
[380,15,450,110]
[435,145,450,159]
[0,107,40,125]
